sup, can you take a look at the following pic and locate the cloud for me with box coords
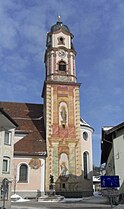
[0,2,18,50]
[0,72,42,103]
[103,104,122,114]
[1,54,29,75]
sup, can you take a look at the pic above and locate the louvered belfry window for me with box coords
[59,61,66,71]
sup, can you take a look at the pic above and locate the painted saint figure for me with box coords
[61,106,67,125]
[60,162,67,176]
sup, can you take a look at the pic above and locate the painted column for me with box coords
[69,144,76,174]
[52,143,59,181]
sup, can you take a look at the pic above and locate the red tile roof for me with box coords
[0,102,46,156]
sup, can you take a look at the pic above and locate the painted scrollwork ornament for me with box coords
[29,157,41,169]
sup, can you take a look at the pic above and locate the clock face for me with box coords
[58,50,66,58]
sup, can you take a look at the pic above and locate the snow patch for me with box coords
[11,194,30,202]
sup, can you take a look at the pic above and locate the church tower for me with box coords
[42,17,91,196]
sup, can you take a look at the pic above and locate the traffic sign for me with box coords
[101,175,119,188]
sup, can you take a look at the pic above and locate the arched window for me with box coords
[59,61,66,71]
[83,152,89,179]
[83,131,88,141]
[19,164,28,182]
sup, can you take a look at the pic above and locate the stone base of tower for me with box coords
[55,175,93,198]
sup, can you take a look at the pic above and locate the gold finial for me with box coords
[58,15,61,22]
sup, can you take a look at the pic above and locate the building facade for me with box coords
[101,122,124,199]
[0,18,93,198]
[0,102,46,199]
[0,108,17,208]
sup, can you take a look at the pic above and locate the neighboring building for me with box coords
[101,122,124,198]
[93,176,101,193]
[92,166,101,193]
[0,18,93,198]
[0,102,46,199]
[0,108,17,209]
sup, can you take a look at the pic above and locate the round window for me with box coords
[83,131,88,140]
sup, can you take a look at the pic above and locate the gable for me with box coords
[0,102,46,156]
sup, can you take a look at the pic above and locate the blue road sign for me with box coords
[101,175,120,188]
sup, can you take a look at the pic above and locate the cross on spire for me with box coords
[58,15,61,22]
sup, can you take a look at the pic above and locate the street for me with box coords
[11,200,111,209]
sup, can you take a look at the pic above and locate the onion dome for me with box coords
[50,16,72,35]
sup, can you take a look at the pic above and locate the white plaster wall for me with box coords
[0,126,15,209]
[114,134,124,187]
[14,133,26,144]
[0,130,2,175]
[12,157,45,193]
[106,148,115,175]
[80,125,93,177]
[52,32,70,49]
[0,128,15,179]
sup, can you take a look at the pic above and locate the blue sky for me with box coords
[1,0,124,166]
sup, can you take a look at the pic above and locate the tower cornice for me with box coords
[47,28,73,36]
[41,80,81,98]
[45,80,81,87]
[45,46,76,55]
